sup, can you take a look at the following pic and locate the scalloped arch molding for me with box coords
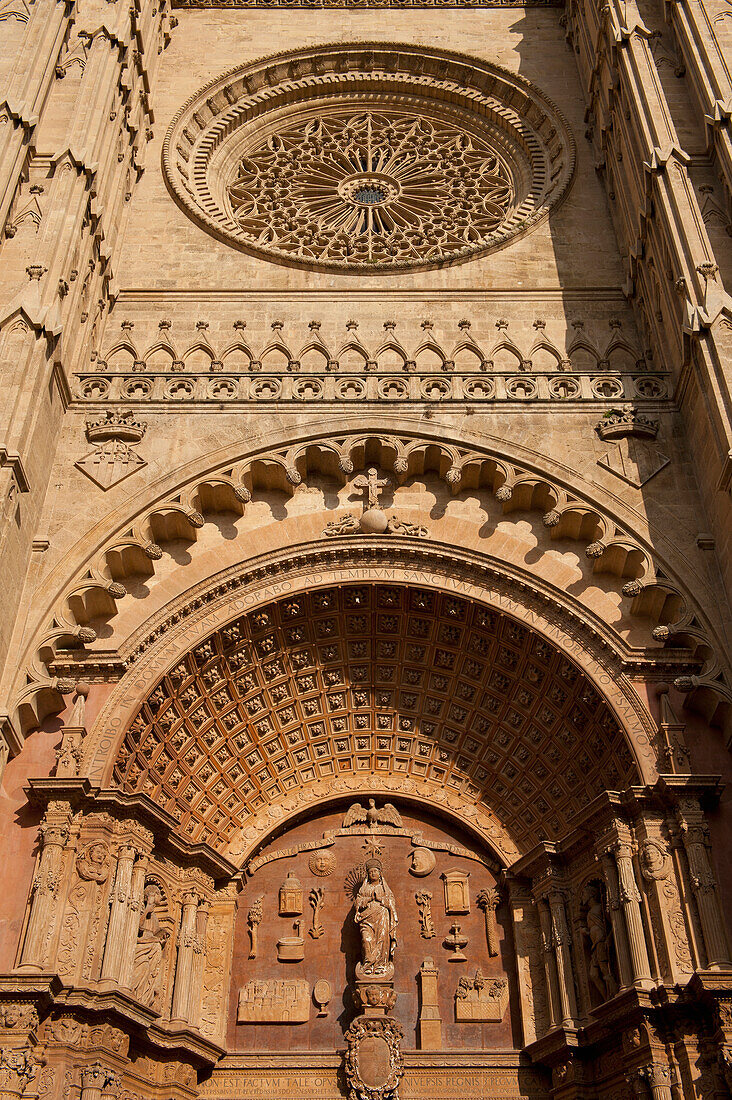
[10,422,731,739]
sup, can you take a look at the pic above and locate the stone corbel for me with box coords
[547,890,579,1028]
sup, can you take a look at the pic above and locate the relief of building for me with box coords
[1,0,732,1098]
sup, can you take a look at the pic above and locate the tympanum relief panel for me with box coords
[229,803,512,1053]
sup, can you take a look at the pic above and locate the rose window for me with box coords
[163,45,575,273]
[226,112,515,268]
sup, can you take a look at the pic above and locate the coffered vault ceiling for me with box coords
[113,584,638,856]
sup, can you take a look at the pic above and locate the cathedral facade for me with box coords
[1,0,732,1096]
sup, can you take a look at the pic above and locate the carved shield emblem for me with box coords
[597,437,669,488]
[76,440,146,490]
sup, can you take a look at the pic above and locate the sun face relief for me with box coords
[226,112,514,268]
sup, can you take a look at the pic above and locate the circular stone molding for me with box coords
[163,44,575,273]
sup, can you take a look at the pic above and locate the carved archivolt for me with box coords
[12,428,731,735]
[162,44,575,272]
[110,582,638,855]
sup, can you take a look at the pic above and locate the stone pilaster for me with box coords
[171,890,203,1025]
[598,849,633,990]
[100,833,150,990]
[676,799,732,969]
[537,899,560,1030]
[18,802,71,971]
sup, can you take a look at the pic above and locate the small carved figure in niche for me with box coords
[76,842,110,883]
[309,887,325,939]
[580,881,618,1001]
[354,860,398,975]
[415,892,435,939]
[477,887,500,957]
[248,895,264,959]
[343,800,403,830]
[131,884,168,1008]
[409,847,436,877]
[309,849,336,877]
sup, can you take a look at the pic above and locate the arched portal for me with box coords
[11,576,732,1100]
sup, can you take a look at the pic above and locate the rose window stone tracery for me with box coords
[163,45,575,273]
[226,112,515,268]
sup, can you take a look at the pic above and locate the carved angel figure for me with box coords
[354,860,398,974]
[343,799,403,829]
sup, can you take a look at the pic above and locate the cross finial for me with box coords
[353,467,390,509]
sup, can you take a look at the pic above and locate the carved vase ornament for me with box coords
[354,861,398,978]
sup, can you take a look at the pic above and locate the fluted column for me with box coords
[636,1062,674,1100]
[676,800,732,968]
[171,891,199,1023]
[189,900,209,1029]
[548,890,578,1027]
[119,853,148,989]
[101,1070,121,1100]
[100,844,146,985]
[18,803,71,970]
[80,1065,113,1100]
[0,1048,38,1100]
[598,851,633,990]
[614,841,653,989]
[537,900,559,1029]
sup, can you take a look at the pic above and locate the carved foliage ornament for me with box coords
[163,45,575,273]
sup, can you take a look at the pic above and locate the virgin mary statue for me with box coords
[354,859,398,975]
